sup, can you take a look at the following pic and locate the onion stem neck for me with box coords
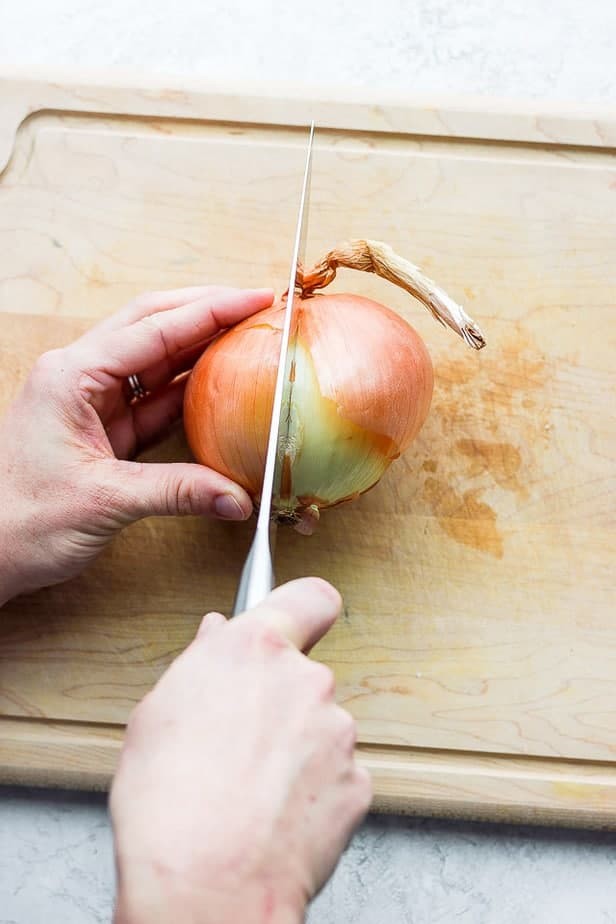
[296,240,486,350]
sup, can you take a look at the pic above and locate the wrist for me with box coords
[114,861,304,924]
[114,894,303,924]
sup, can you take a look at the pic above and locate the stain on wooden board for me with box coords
[456,439,527,498]
[421,477,503,558]
[412,323,555,555]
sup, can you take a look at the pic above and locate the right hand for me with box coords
[110,578,372,924]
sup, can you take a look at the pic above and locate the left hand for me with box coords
[0,285,273,605]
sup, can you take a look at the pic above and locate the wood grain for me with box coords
[3,719,616,828]
[1,76,615,825]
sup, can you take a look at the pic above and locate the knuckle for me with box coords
[353,765,374,810]
[34,348,65,374]
[139,312,162,332]
[335,706,357,744]
[165,474,198,516]
[139,314,172,359]
[197,611,226,638]
[249,621,288,655]
[310,662,336,700]
[30,348,70,391]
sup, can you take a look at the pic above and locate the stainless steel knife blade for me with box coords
[232,123,314,615]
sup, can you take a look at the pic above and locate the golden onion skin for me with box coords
[184,293,433,518]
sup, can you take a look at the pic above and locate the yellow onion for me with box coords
[184,240,485,531]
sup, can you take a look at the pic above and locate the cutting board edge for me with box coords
[2,719,616,829]
[2,72,616,176]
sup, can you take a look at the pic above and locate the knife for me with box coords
[232,122,315,616]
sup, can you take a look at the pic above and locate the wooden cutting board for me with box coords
[1,76,615,827]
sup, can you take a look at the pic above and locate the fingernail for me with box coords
[214,494,246,520]
[308,577,343,607]
[296,577,342,611]
[271,578,342,615]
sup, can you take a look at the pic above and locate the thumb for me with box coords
[242,577,342,652]
[111,460,253,521]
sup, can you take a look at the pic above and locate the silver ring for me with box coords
[127,373,147,401]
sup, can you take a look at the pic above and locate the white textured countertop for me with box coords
[2,1,616,921]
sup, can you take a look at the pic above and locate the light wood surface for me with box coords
[0,76,615,826]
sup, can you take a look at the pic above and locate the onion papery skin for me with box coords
[184,293,433,520]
